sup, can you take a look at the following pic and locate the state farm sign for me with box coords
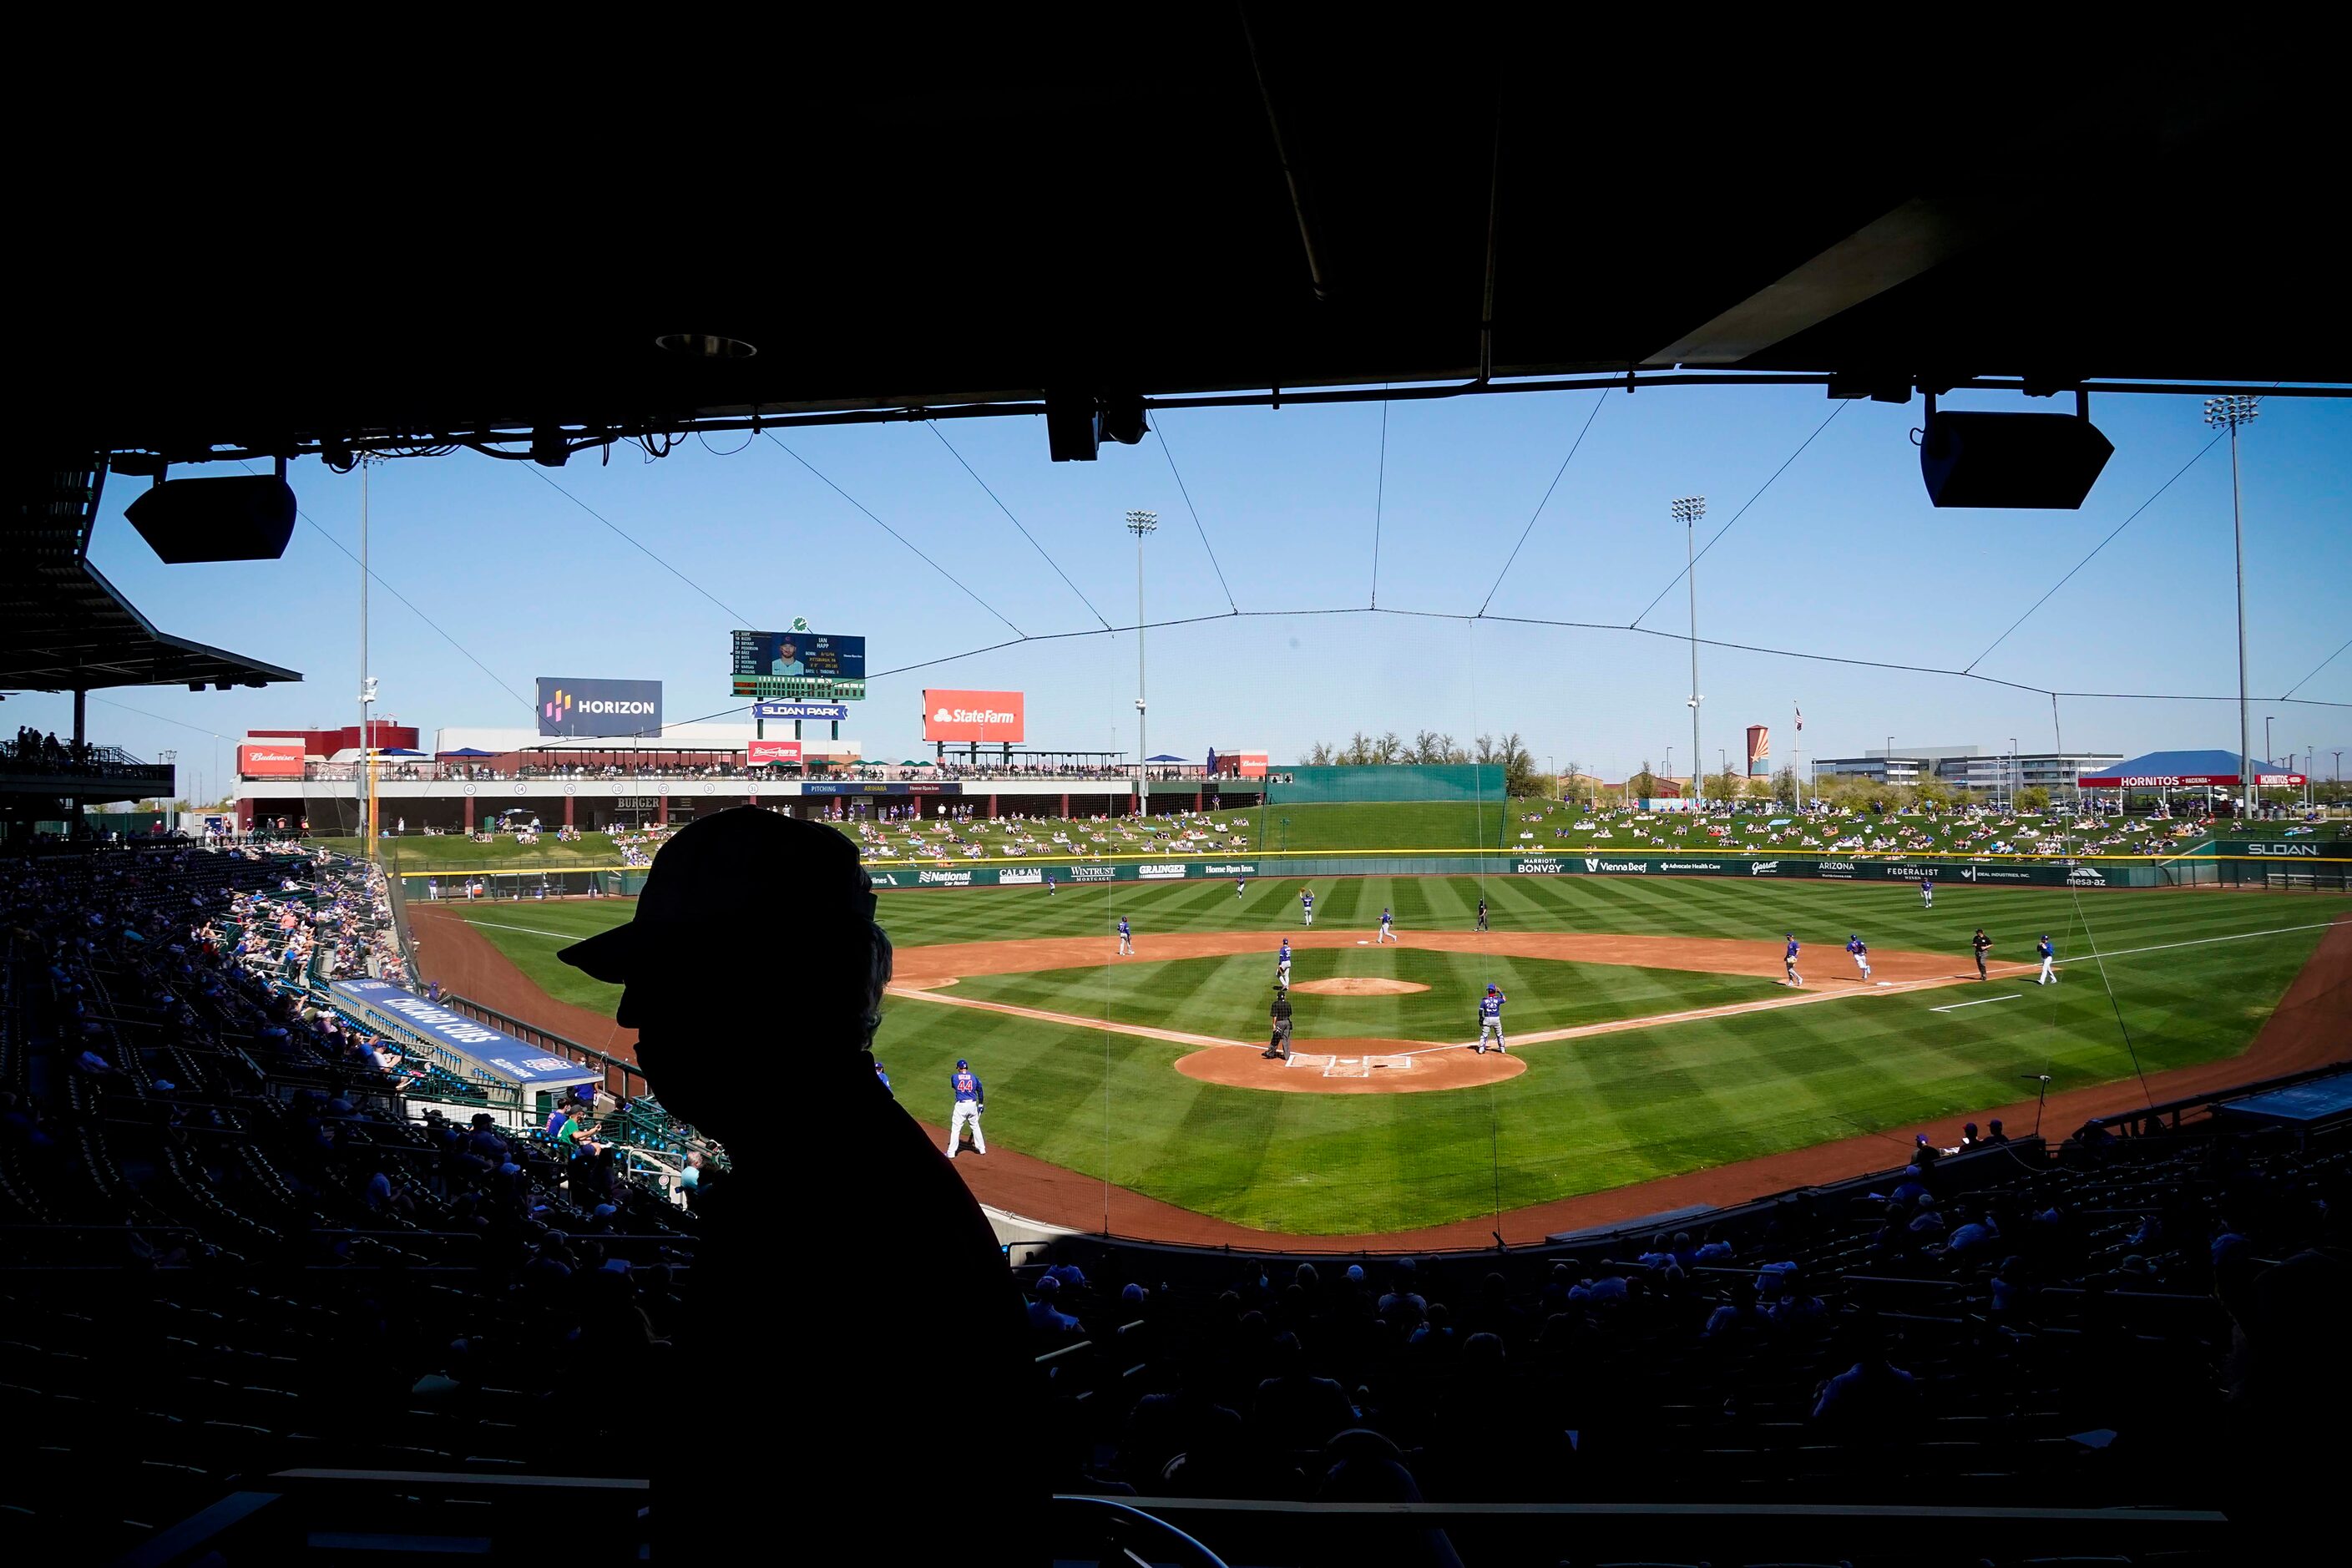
[239,743,304,778]
[923,689,1026,743]
[746,740,802,766]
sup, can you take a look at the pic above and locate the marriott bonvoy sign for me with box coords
[922,689,1026,743]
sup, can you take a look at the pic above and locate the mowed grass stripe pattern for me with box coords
[451,880,2352,1235]
[950,948,1786,1043]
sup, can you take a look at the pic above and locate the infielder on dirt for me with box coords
[1276,938,1292,987]
[1117,916,1134,956]
[946,1060,985,1157]
[1475,984,1507,1054]
[1376,907,1398,943]
[1846,933,1872,981]
[1783,933,1803,988]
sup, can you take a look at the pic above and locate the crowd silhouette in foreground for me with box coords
[1,817,2344,1562]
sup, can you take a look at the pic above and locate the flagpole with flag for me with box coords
[1794,704,1805,812]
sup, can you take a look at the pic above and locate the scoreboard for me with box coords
[732,628,867,700]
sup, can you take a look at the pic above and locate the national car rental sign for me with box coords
[923,689,1026,744]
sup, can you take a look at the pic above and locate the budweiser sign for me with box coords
[238,743,305,778]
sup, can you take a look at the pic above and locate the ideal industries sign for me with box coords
[538,676,664,739]
[753,701,850,723]
[331,979,595,1087]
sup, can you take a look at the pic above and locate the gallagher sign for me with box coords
[538,677,663,739]
[923,689,1025,744]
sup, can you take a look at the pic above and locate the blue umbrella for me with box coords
[1146,754,1189,763]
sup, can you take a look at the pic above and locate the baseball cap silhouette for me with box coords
[559,807,875,987]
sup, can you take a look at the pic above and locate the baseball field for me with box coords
[414,865,2352,1242]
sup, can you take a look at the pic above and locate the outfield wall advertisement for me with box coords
[857,852,2175,890]
[1513,853,2127,888]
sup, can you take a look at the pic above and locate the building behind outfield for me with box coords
[1813,744,2122,792]
[229,720,1266,836]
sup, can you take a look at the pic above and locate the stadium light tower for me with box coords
[1673,496,1707,806]
[1125,508,1158,819]
[2205,395,2259,814]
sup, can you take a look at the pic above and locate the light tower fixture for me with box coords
[1125,509,1158,818]
[1673,496,1707,807]
[2205,395,2261,816]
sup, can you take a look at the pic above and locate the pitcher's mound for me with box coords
[1288,977,1430,996]
[1177,1039,1525,1094]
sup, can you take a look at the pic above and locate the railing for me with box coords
[438,991,651,1101]
[0,738,172,781]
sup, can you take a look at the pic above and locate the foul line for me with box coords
[885,984,1253,1050]
[1930,993,2025,1014]
[461,918,589,939]
[2054,917,2350,967]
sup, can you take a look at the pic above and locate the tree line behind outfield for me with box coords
[1301,731,1545,796]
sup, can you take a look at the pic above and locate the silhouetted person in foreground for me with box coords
[561,807,1044,1555]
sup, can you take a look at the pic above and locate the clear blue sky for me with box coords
[26,385,2349,802]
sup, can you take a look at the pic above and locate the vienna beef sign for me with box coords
[923,689,1025,744]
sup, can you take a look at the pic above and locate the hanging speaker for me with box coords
[1920,397,2113,509]
[124,472,298,561]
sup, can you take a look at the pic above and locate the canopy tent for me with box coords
[372,746,427,757]
[1146,754,1190,763]
[437,746,498,757]
[2076,749,2306,788]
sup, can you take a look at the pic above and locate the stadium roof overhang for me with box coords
[18,23,2345,471]
[1,465,302,692]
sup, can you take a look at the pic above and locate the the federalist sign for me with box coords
[538,677,663,739]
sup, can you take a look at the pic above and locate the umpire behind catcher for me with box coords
[558,807,1044,1555]
[1264,984,1295,1060]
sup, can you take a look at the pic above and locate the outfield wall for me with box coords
[393,840,2352,899]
